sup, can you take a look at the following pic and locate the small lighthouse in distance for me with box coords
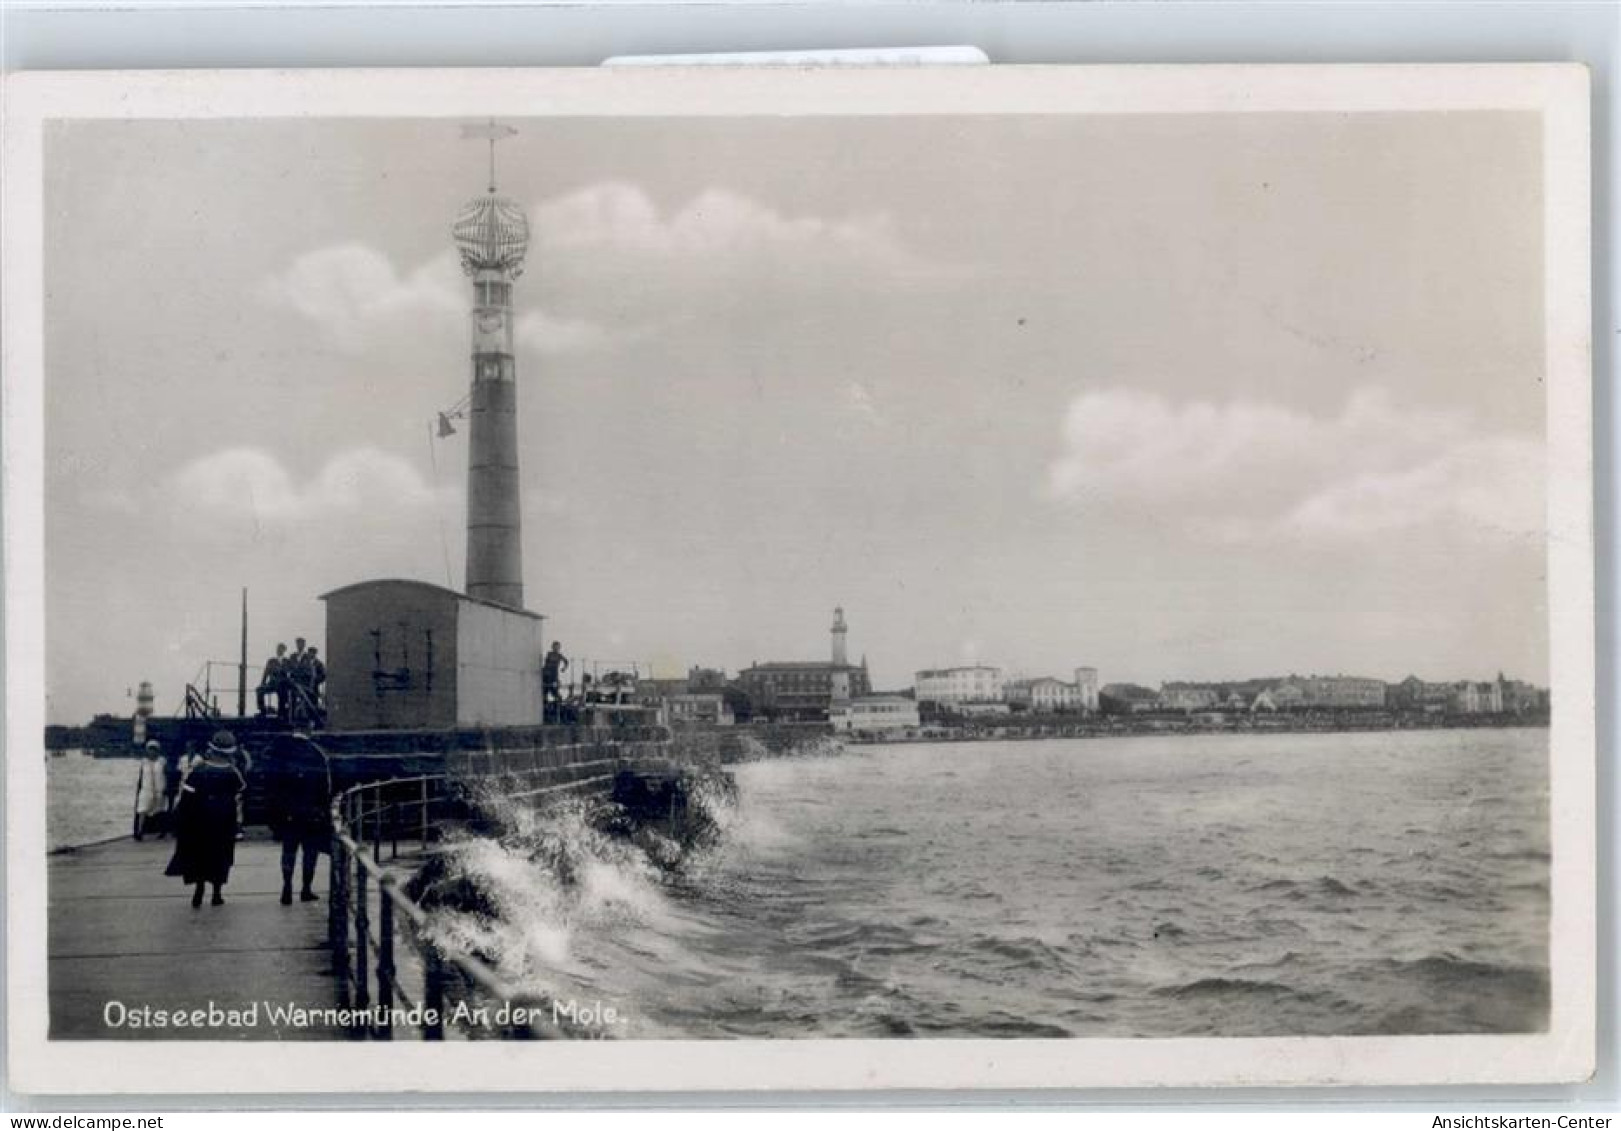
[831,606,849,667]
[452,120,529,610]
[829,607,852,705]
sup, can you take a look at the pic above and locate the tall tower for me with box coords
[452,121,530,610]
[831,606,848,667]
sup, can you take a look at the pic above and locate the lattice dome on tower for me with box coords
[452,193,530,277]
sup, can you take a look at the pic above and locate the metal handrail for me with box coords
[327,754,649,1040]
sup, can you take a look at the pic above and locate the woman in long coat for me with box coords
[165,730,247,907]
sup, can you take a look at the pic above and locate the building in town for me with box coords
[1004,671,1095,713]
[1030,677,1080,712]
[1159,684,1220,712]
[914,665,1005,708]
[665,693,735,727]
[735,608,872,721]
[1496,673,1545,714]
[1074,667,1100,712]
[830,695,921,734]
[1253,683,1305,711]
[1100,682,1161,714]
[1272,675,1388,709]
[1389,675,1455,712]
[1451,680,1504,714]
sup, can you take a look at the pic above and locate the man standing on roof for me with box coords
[287,637,311,725]
[542,641,568,721]
[257,643,288,720]
[304,647,326,727]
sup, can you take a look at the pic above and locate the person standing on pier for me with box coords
[160,744,185,831]
[164,729,246,907]
[132,740,167,841]
[265,739,332,905]
[542,641,569,721]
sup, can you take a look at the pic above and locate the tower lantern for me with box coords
[452,120,529,610]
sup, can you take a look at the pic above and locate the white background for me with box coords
[0,0,1615,1116]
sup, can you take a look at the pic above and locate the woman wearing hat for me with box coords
[164,730,247,907]
[132,740,168,841]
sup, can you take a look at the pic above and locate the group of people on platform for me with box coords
[135,729,331,910]
[256,636,326,727]
[539,641,651,723]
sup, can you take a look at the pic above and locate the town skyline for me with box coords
[44,113,1548,724]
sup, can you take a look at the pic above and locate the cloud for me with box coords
[169,446,454,521]
[1046,387,1543,542]
[259,244,618,359]
[513,310,619,355]
[257,184,962,361]
[257,244,461,354]
[531,182,952,281]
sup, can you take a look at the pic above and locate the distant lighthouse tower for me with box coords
[829,607,851,706]
[452,120,529,609]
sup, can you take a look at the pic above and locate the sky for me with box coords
[42,111,1548,723]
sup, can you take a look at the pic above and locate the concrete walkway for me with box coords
[48,830,347,1040]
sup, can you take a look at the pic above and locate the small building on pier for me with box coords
[321,578,545,731]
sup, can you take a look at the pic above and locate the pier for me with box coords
[48,832,346,1040]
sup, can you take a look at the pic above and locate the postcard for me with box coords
[2,63,1594,1094]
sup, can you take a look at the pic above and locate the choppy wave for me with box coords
[398,728,1549,1039]
[408,767,738,1012]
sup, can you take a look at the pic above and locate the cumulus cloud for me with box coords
[257,184,961,359]
[1046,387,1543,541]
[169,446,453,521]
[257,244,461,354]
[258,244,618,359]
[532,182,952,281]
[513,310,620,355]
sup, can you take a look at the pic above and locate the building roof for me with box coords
[740,661,861,673]
[319,577,545,621]
[916,665,1002,678]
[1101,682,1158,700]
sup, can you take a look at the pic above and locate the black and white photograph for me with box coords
[2,65,1595,1093]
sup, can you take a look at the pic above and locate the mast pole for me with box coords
[238,587,248,718]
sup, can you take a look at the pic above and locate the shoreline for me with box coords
[843,714,1550,745]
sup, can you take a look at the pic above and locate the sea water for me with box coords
[419,727,1550,1038]
[47,750,144,850]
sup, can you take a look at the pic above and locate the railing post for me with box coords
[376,880,396,1040]
[423,941,446,1041]
[420,778,430,852]
[330,824,350,1007]
[353,845,371,1014]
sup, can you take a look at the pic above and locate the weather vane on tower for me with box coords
[462,117,518,195]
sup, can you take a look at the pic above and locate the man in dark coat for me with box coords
[263,737,332,904]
